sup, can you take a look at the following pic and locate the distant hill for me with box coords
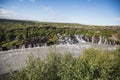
[0,18,119,29]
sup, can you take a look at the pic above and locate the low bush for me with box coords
[0,48,120,80]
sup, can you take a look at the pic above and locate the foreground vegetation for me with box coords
[0,48,120,80]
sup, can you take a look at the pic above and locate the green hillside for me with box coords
[0,19,120,50]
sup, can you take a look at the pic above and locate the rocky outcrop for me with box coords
[57,34,119,45]
[0,34,119,51]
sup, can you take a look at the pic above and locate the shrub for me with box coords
[0,48,120,80]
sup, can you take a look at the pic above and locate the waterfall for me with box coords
[67,37,73,44]
[113,41,116,45]
[58,34,65,45]
[37,44,40,47]
[75,35,86,43]
[109,41,112,45]
[21,45,25,49]
[58,38,65,45]
[92,36,95,43]
[28,44,32,48]
[86,37,90,42]
[75,35,80,43]
[0,34,118,52]
[98,36,102,44]
[65,37,70,44]
[81,36,86,43]
[104,39,108,44]
[64,36,69,44]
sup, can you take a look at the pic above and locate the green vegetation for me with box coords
[0,19,120,49]
[2,40,23,47]
[48,35,58,44]
[0,48,120,80]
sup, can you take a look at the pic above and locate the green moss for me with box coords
[48,35,58,44]
[2,40,23,48]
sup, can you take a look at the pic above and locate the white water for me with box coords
[98,36,102,44]
[21,45,25,49]
[75,35,86,43]
[0,34,117,52]
[104,39,108,44]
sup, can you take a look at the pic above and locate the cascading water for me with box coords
[58,38,65,45]
[67,37,73,44]
[0,34,118,52]
[75,35,86,43]
[92,36,95,43]
[28,44,32,48]
[98,36,102,44]
[21,45,25,49]
[57,34,65,45]
[104,39,108,45]
[65,36,70,44]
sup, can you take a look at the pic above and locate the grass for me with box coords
[1,19,120,49]
[0,47,120,80]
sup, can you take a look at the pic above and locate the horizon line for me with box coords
[0,18,120,27]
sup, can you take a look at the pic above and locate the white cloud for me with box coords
[0,8,41,21]
[43,7,56,16]
[0,6,68,22]
[0,9,16,19]
[42,6,67,21]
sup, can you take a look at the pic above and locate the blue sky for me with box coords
[0,0,120,25]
